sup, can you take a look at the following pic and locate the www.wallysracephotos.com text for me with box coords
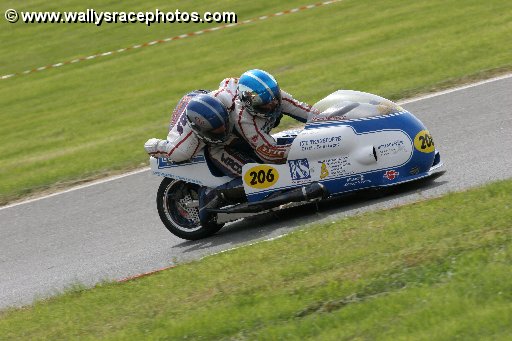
[4,9,238,26]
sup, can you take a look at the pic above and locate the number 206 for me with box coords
[249,169,275,185]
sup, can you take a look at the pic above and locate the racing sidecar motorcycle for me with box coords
[149,90,444,240]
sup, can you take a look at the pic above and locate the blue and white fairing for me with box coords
[150,154,231,187]
[241,90,442,202]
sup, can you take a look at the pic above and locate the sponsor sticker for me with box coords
[244,165,280,189]
[256,144,286,159]
[317,156,351,177]
[152,171,203,185]
[220,152,243,175]
[344,175,371,187]
[320,162,330,179]
[176,114,188,135]
[157,157,170,169]
[299,135,342,151]
[288,159,311,181]
[157,156,204,169]
[311,115,348,123]
[383,170,399,180]
[414,130,435,153]
[377,139,407,157]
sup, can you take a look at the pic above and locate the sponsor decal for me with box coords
[320,162,330,179]
[377,139,407,157]
[170,97,191,127]
[288,159,311,181]
[256,144,286,159]
[414,130,435,153]
[175,113,188,135]
[299,135,342,151]
[251,135,259,143]
[157,157,170,169]
[221,153,243,175]
[244,165,279,189]
[311,115,348,122]
[344,175,371,187]
[282,129,303,136]
[409,166,420,175]
[157,156,204,169]
[383,170,399,180]
[299,129,319,135]
[317,156,351,177]
[152,171,203,185]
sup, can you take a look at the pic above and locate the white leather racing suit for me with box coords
[146,90,257,177]
[211,78,320,164]
[147,91,206,162]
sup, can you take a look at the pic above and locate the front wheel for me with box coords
[156,178,224,240]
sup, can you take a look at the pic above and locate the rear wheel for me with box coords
[156,178,224,240]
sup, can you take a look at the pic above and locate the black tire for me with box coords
[156,178,224,240]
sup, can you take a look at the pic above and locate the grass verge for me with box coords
[1,0,512,204]
[1,179,511,340]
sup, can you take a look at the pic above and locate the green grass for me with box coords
[1,179,511,340]
[1,0,512,204]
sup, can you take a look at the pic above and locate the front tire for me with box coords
[156,178,224,240]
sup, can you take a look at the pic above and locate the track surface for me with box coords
[1,76,511,309]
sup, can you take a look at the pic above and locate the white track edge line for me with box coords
[0,167,149,210]
[2,72,511,211]
[397,73,512,105]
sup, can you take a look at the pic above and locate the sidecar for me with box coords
[234,90,443,208]
[150,90,443,240]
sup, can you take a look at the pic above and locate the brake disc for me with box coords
[178,194,200,224]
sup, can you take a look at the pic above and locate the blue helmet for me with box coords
[185,94,231,144]
[238,69,282,120]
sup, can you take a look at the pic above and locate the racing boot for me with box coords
[198,178,244,225]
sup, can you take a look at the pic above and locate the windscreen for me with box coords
[311,90,404,122]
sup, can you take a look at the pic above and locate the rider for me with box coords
[145,90,258,178]
[144,91,233,162]
[193,70,320,224]
[144,91,255,225]
[145,70,319,224]
[211,69,320,164]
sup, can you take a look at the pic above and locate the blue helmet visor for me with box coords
[241,91,282,119]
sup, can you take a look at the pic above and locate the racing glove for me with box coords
[144,138,169,156]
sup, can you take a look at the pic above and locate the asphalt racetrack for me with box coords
[1,75,511,309]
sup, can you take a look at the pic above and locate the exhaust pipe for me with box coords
[210,182,328,214]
